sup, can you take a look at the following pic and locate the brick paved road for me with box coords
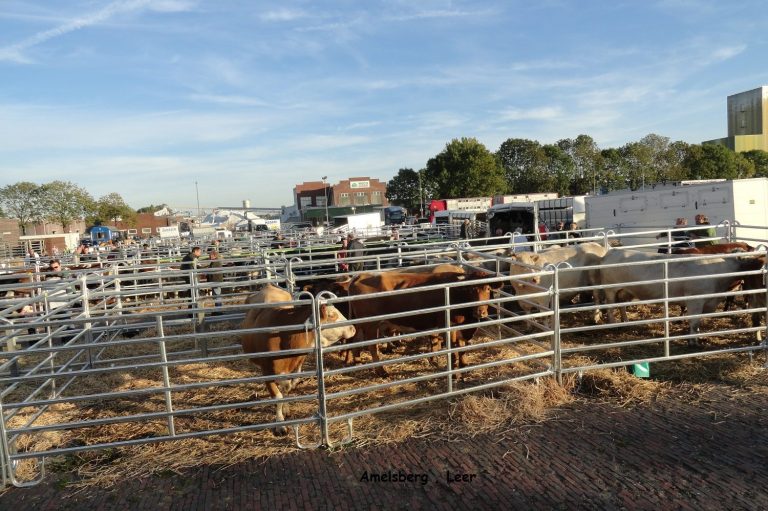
[3,383,767,510]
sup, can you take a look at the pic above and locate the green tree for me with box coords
[664,141,693,183]
[683,144,755,180]
[386,168,423,213]
[742,150,768,177]
[90,192,136,226]
[424,138,505,198]
[0,181,44,235]
[556,135,602,195]
[136,204,170,214]
[600,148,630,191]
[39,180,94,232]
[496,138,550,193]
[618,142,654,190]
[542,144,575,197]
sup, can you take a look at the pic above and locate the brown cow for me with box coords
[346,270,503,376]
[240,284,356,435]
[674,242,754,255]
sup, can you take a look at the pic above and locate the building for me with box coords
[704,86,768,152]
[293,177,389,224]
[112,213,183,239]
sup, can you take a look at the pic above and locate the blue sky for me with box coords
[1,1,767,212]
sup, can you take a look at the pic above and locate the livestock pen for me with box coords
[0,226,767,489]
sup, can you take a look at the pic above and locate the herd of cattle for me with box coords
[237,240,767,434]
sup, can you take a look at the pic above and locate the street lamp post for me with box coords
[321,176,330,228]
[195,180,201,221]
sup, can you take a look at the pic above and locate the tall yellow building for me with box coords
[704,86,768,152]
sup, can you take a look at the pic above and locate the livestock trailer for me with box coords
[585,178,768,245]
[487,196,586,238]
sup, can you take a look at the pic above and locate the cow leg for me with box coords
[601,288,618,323]
[428,335,442,367]
[453,331,469,368]
[266,380,289,436]
[753,312,764,342]
[685,299,714,347]
[614,289,632,323]
[368,342,387,377]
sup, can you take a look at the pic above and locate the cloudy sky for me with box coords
[1,0,766,211]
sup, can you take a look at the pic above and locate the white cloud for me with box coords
[260,8,308,22]
[499,106,563,121]
[0,0,195,63]
[186,93,269,107]
[710,44,746,62]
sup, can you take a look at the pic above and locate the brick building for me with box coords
[113,213,183,239]
[293,177,388,223]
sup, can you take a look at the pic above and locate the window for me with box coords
[354,192,367,206]
[371,191,383,204]
[142,228,152,234]
[339,193,351,206]
[299,196,312,209]
[316,196,327,207]
[127,229,137,235]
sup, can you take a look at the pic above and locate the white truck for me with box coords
[332,212,384,238]
[585,178,768,245]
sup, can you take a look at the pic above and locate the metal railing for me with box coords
[1,232,766,487]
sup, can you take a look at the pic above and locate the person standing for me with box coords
[550,221,566,241]
[690,214,717,247]
[207,250,224,309]
[459,219,472,239]
[337,238,350,273]
[180,246,202,308]
[565,222,581,244]
[511,227,531,253]
[656,217,691,253]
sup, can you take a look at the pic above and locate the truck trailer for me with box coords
[487,196,586,239]
[585,178,768,245]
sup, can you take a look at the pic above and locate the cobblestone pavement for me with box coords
[2,383,767,510]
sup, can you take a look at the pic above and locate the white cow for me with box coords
[507,242,609,320]
[591,249,765,344]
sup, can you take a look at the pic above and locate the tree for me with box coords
[742,150,768,177]
[619,142,653,190]
[0,182,44,235]
[424,138,505,198]
[90,193,136,226]
[496,138,550,193]
[683,144,755,180]
[136,204,170,214]
[39,180,94,232]
[542,144,575,197]
[600,148,631,192]
[556,135,602,195]
[386,168,422,213]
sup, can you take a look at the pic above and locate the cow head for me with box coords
[317,303,356,347]
[462,271,504,320]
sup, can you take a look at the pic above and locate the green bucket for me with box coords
[631,362,650,378]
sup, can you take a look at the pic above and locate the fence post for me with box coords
[663,260,671,357]
[552,268,562,385]
[155,316,176,436]
[444,287,453,393]
[312,296,331,446]
[80,275,94,369]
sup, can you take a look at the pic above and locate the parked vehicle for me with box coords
[585,178,768,246]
